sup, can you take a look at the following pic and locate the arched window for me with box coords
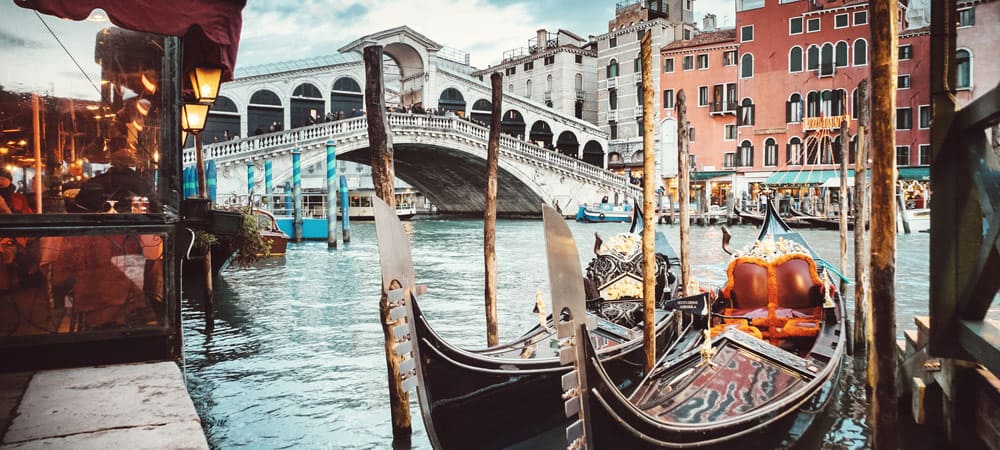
[789,46,803,72]
[820,43,834,75]
[956,49,972,89]
[807,45,819,71]
[852,88,859,119]
[764,138,778,166]
[787,93,802,123]
[807,91,820,118]
[526,79,532,98]
[738,98,755,126]
[820,90,833,116]
[787,137,803,165]
[740,53,753,78]
[609,88,618,110]
[835,41,849,67]
[606,59,619,78]
[546,74,553,92]
[853,39,868,65]
[738,140,754,167]
[575,73,583,91]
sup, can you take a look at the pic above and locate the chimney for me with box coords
[703,13,717,31]
[537,29,548,47]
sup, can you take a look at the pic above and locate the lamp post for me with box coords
[181,102,210,196]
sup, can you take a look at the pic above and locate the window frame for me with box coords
[740,53,754,79]
[663,89,674,109]
[698,86,709,107]
[854,10,868,25]
[899,44,913,60]
[898,74,911,89]
[789,17,803,35]
[896,107,913,130]
[835,13,849,28]
[663,57,674,73]
[896,145,911,167]
[918,105,931,129]
[789,46,803,73]
[741,25,754,42]
[697,53,709,70]
[806,17,820,32]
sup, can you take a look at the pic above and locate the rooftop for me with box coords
[662,29,737,51]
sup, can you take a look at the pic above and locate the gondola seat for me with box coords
[717,252,825,343]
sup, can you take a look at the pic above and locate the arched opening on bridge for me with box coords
[556,131,579,158]
[501,109,525,138]
[529,120,553,148]
[438,88,466,115]
[470,99,492,125]
[291,83,325,128]
[608,152,624,169]
[204,95,240,144]
[248,90,283,135]
[582,140,605,167]
[331,77,363,118]
[383,42,422,107]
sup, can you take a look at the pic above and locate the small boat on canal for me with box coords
[556,199,846,449]
[374,198,686,449]
[253,208,289,256]
[575,200,633,223]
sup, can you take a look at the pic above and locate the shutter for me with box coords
[750,146,755,167]
[737,105,744,126]
[786,101,792,123]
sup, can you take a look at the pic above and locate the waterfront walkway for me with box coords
[1,361,206,449]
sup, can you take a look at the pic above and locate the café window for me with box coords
[1,27,167,218]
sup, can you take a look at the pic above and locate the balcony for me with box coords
[710,99,738,115]
[607,77,618,89]
[576,89,585,101]
[607,110,618,122]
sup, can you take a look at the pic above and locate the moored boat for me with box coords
[555,199,846,449]
[374,198,685,449]
[576,201,633,223]
[253,208,289,256]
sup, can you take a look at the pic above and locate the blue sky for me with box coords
[237,0,735,70]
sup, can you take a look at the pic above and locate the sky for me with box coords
[237,0,736,71]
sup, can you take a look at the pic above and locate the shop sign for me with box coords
[803,115,851,131]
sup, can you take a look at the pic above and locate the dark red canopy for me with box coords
[15,0,245,82]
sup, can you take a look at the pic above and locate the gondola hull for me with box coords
[407,294,682,449]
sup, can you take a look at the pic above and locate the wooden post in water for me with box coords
[896,187,911,234]
[326,140,338,248]
[676,89,691,298]
[640,33,657,372]
[364,45,409,443]
[195,132,213,331]
[484,72,503,347]
[340,175,351,243]
[854,79,871,357]
[868,1,899,447]
[838,119,850,320]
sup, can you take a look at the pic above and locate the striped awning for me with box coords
[690,170,735,181]
[898,167,930,181]
[765,170,855,185]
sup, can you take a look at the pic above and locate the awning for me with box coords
[690,170,735,181]
[822,176,855,188]
[766,170,855,185]
[16,0,245,82]
[899,167,930,181]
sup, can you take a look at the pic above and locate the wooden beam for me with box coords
[676,90,690,300]
[952,83,1000,133]
[854,79,871,357]
[484,72,502,347]
[959,320,1000,379]
[640,32,656,373]
[868,0,899,447]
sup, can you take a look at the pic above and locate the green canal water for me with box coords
[181,218,981,449]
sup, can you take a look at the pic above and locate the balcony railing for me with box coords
[710,99,739,115]
[607,77,618,89]
[576,89,585,101]
[607,110,618,122]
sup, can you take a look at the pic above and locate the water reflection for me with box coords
[182,219,992,449]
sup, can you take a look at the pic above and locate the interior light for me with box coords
[141,73,158,94]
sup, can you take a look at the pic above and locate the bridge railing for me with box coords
[184,113,640,197]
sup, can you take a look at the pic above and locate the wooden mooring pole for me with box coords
[484,72,502,347]
[640,33,656,372]
[854,79,871,357]
[677,89,691,299]
[364,45,410,443]
[837,119,850,351]
[868,1,899,448]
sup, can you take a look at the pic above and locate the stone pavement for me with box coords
[1,361,207,449]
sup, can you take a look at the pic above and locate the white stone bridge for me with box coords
[183,113,640,216]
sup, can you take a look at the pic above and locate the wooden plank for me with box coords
[959,320,1000,379]
[952,83,1000,133]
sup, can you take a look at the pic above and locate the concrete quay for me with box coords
[1,361,207,450]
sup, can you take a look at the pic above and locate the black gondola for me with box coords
[373,198,685,449]
[554,198,846,449]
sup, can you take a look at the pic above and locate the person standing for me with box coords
[0,168,31,214]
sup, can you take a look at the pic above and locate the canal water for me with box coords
[181,219,985,449]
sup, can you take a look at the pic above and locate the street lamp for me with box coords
[182,102,211,200]
[189,66,223,104]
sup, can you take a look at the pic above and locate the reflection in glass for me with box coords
[0,232,166,335]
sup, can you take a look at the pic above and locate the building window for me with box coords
[835,13,849,28]
[724,50,737,66]
[663,89,674,109]
[610,36,617,48]
[634,54,642,73]
[689,127,696,141]
[724,124,737,140]
[740,53,753,78]
[684,29,692,40]
[637,29,646,41]
[835,89,847,116]
[807,45,819,71]
[899,45,913,60]
[896,146,910,166]
[609,88,618,110]
[698,86,709,106]
[683,55,694,70]
[738,98,755,126]
[852,89,859,119]
[835,41,849,67]
[526,79,532,98]
[724,152,736,168]
[741,25,754,42]
[697,54,709,69]
[807,91,820,117]
[524,61,533,70]
[898,74,910,89]
[957,49,972,89]
[919,105,931,129]
[505,67,516,76]
[544,55,555,65]
[958,7,975,27]
[896,107,912,130]
[854,10,868,25]
[787,137,803,165]
[726,83,737,110]
[664,57,674,73]
[820,43,834,76]
[790,17,803,34]
[854,39,868,65]
[789,46,803,72]
[738,140,754,167]
[807,17,820,32]
[787,93,802,123]
[546,74,553,92]
[764,138,778,166]
[636,84,644,106]
[607,59,619,78]
[610,122,618,139]
[575,54,583,64]
[919,144,931,165]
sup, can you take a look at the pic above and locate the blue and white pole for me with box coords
[326,140,338,248]
[264,159,273,208]
[340,174,350,243]
[246,161,255,201]
[292,149,303,242]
